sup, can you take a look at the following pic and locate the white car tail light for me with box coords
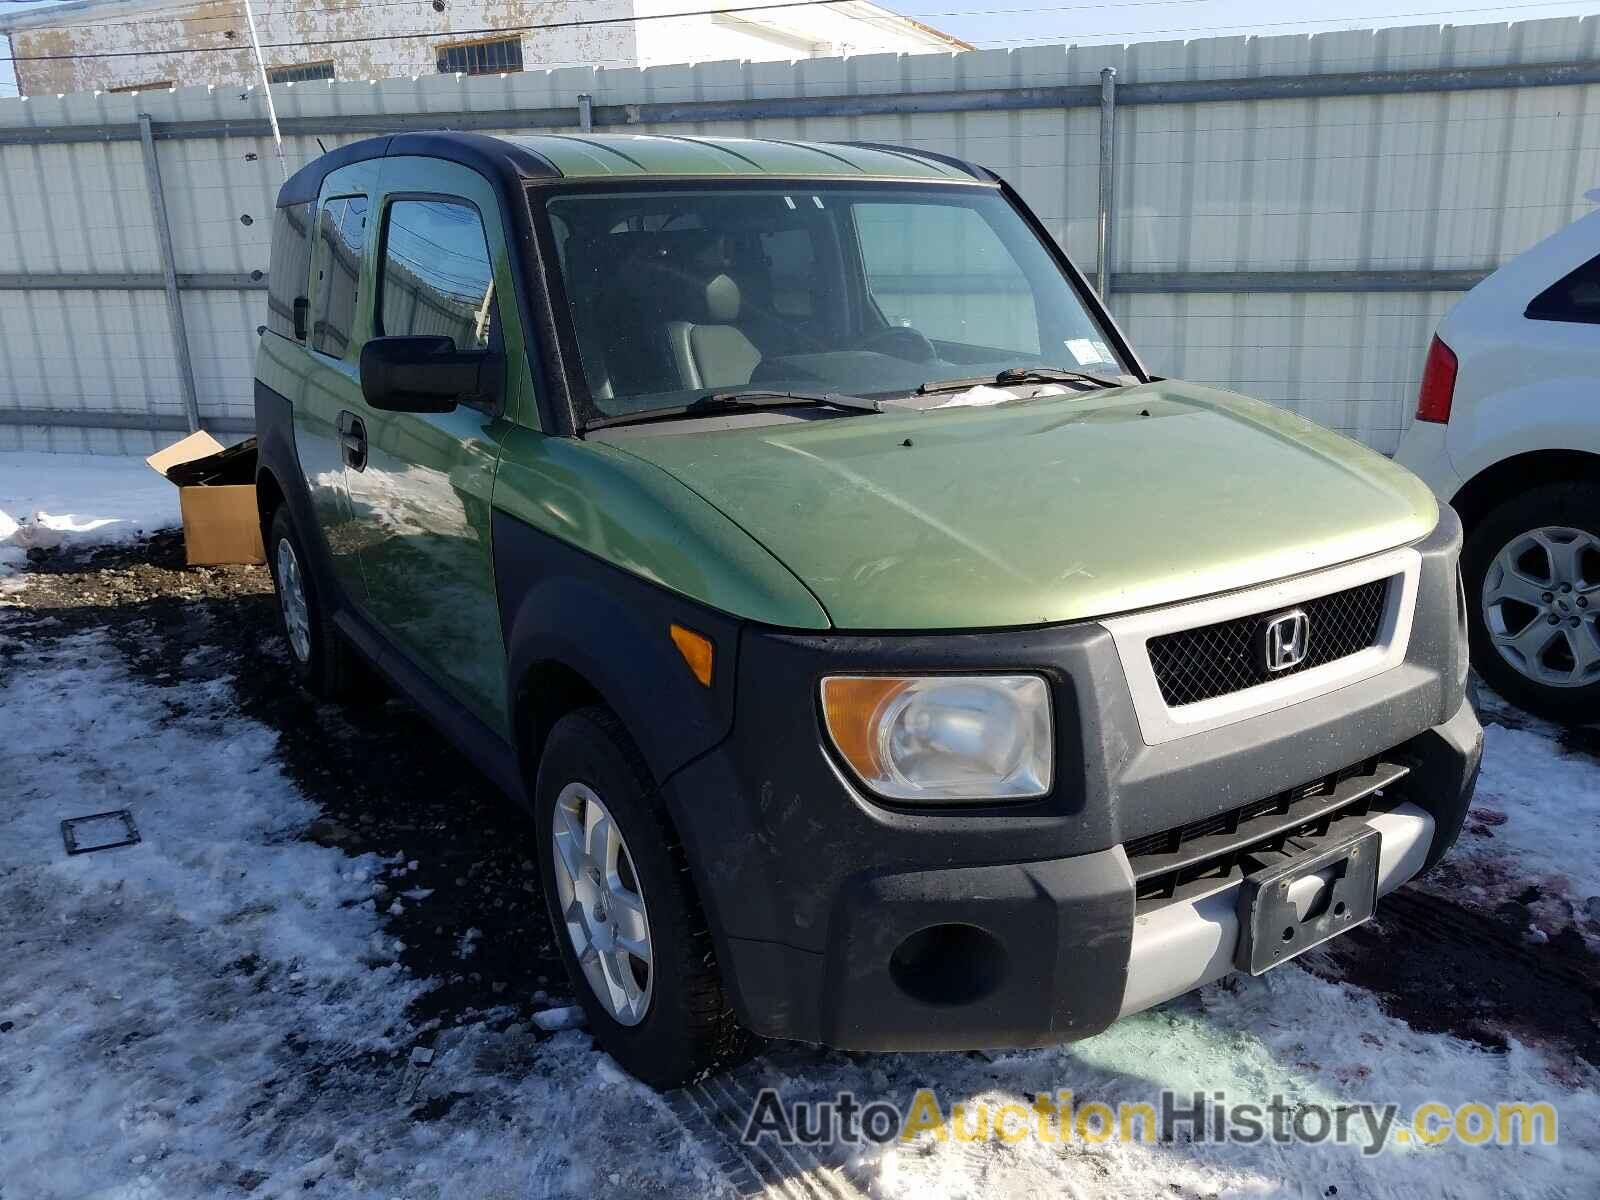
[1415,336,1458,424]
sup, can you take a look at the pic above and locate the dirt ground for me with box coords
[8,531,1600,1077]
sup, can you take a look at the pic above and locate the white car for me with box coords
[1394,202,1600,722]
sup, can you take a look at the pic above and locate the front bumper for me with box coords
[1122,804,1431,1018]
[1120,698,1479,1020]
[659,513,1479,1050]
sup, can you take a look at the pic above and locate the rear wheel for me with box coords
[533,707,750,1088]
[1463,481,1600,723]
[267,505,359,699]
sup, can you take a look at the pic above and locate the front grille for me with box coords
[1124,757,1407,904]
[1147,577,1391,707]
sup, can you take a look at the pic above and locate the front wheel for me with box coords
[533,707,751,1088]
[1462,481,1600,723]
[266,506,360,699]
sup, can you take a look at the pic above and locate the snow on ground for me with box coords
[0,451,178,581]
[0,629,729,1199]
[7,625,1595,1199]
[1439,688,1600,944]
[768,965,1600,1199]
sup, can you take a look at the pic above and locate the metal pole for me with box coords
[10,57,1600,148]
[138,113,202,434]
[242,0,288,182]
[1096,66,1117,300]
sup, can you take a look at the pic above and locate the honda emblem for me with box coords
[1258,609,1311,673]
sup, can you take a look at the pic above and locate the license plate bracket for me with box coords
[1235,827,1380,975]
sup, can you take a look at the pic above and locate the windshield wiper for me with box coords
[690,389,881,415]
[917,365,1124,395]
[585,389,880,430]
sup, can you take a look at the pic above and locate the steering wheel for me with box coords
[854,326,939,364]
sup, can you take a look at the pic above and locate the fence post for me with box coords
[1096,66,1117,300]
[138,113,202,434]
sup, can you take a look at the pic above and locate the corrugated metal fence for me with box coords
[2,16,1599,455]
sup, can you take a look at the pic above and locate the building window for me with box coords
[311,195,368,359]
[436,37,523,76]
[109,81,173,92]
[378,199,497,351]
[268,61,335,84]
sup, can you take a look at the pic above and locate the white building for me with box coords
[0,0,968,97]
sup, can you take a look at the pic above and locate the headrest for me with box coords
[701,272,741,323]
[627,257,743,325]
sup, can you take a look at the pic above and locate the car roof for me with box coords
[277,131,987,208]
[1442,203,1600,333]
[501,133,979,181]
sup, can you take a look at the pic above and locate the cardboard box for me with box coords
[146,431,266,566]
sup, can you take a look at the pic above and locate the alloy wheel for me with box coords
[275,538,312,664]
[1480,525,1600,689]
[550,781,654,1025]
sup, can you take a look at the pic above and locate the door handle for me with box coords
[336,410,368,472]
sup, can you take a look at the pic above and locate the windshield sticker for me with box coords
[1066,338,1114,366]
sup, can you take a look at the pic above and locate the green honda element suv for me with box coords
[254,132,1482,1087]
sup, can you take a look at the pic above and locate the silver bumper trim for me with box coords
[1118,801,1435,1017]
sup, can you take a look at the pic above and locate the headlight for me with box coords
[820,675,1052,802]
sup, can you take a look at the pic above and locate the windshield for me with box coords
[537,183,1132,425]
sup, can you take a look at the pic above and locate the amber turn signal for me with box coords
[819,676,913,781]
[669,624,715,687]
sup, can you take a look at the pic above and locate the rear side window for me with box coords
[378,199,497,351]
[1526,253,1600,325]
[311,195,368,358]
[762,226,817,318]
[266,201,313,342]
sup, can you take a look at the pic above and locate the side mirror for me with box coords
[360,335,497,414]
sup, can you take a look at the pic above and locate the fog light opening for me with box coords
[888,923,1006,1006]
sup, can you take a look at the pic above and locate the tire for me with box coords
[533,706,751,1088]
[266,505,360,699]
[1461,480,1600,724]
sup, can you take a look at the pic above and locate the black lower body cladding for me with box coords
[660,510,1481,1049]
[489,509,743,786]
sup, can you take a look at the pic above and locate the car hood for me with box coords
[599,381,1439,630]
